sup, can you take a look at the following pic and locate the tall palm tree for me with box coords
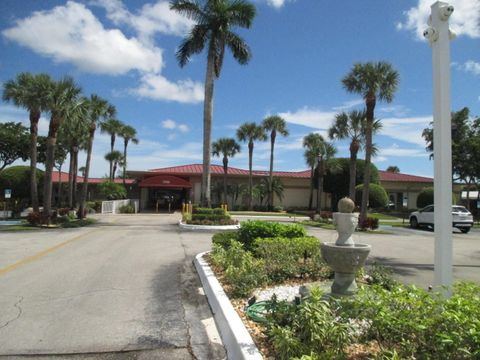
[78,96,115,219]
[212,137,241,206]
[104,151,124,180]
[171,0,256,207]
[59,106,89,209]
[303,133,336,213]
[44,77,82,217]
[100,118,124,180]
[328,110,382,200]
[2,73,52,212]
[236,122,266,211]
[342,62,399,221]
[262,115,289,210]
[118,125,139,186]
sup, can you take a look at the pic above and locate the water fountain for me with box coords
[321,197,371,296]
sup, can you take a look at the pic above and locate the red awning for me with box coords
[138,175,192,188]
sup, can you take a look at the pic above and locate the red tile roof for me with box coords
[139,175,192,188]
[51,171,135,185]
[148,164,433,183]
[148,164,312,178]
[378,170,433,183]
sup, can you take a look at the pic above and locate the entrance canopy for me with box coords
[139,175,192,188]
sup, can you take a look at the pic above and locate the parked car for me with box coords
[409,205,474,233]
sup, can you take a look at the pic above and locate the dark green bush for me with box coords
[98,181,127,200]
[118,204,135,214]
[254,236,326,282]
[417,187,433,208]
[86,201,102,213]
[191,213,230,221]
[212,231,239,249]
[355,183,388,209]
[237,221,307,251]
[193,207,226,216]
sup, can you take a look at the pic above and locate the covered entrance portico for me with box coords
[138,175,192,212]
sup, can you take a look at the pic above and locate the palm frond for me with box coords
[225,31,251,65]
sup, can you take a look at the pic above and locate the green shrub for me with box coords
[98,181,127,200]
[355,183,388,209]
[86,201,102,213]
[267,287,351,360]
[237,221,307,251]
[191,213,230,221]
[210,241,265,297]
[193,207,226,216]
[417,187,433,208]
[365,263,398,290]
[118,204,135,214]
[273,205,284,212]
[212,231,239,249]
[61,218,96,228]
[254,236,324,282]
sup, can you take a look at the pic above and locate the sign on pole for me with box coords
[4,189,11,199]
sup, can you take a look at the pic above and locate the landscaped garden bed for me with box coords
[206,220,480,359]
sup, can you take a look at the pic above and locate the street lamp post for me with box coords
[424,1,455,293]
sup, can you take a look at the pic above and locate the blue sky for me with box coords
[0,0,479,178]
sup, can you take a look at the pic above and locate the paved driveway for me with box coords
[307,225,480,288]
[0,214,225,359]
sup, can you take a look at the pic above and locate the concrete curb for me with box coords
[194,252,263,360]
[179,221,240,231]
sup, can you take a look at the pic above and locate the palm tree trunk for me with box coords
[248,141,253,211]
[113,161,118,179]
[43,117,60,218]
[223,156,228,206]
[269,132,276,210]
[308,167,314,210]
[29,111,40,212]
[123,139,128,186]
[349,146,358,201]
[201,47,216,207]
[316,158,323,214]
[57,164,62,207]
[78,127,95,219]
[68,149,74,208]
[72,149,78,208]
[109,136,114,180]
[361,96,376,223]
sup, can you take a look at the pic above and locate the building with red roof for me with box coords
[126,164,447,212]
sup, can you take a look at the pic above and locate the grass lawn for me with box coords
[367,212,403,220]
[0,218,96,231]
[299,220,392,234]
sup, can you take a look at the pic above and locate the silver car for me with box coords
[409,205,474,233]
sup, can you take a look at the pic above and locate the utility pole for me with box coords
[424,1,455,294]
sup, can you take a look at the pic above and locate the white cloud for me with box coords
[462,60,480,75]
[161,118,190,134]
[92,0,194,42]
[279,107,335,129]
[377,105,410,117]
[162,119,176,129]
[265,0,292,8]
[379,143,427,157]
[331,99,364,111]
[381,116,432,146]
[132,74,204,103]
[397,0,480,40]
[2,1,163,75]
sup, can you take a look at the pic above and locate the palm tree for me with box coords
[100,118,124,180]
[212,137,241,206]
[328,110,382,200]
[386,165,400,173]
[43,77,82,217]
[2,73,52,212]
[78,96,115,219]
[104,151,124,179]
[342,62,399,221]
[59,106,89,209]
[118,125,139,186]
[262,115,289,210]
[303,133,336,213]
[237,122,266,211]
[171,0,256,207]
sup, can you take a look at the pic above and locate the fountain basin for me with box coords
[321,243,371,273]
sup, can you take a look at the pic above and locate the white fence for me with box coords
[101,199,139,214]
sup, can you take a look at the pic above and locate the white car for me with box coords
[409,205,474,233]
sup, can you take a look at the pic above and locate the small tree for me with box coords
[0,122,30,171]
[0,166,44,203]
[355,183,388,209]
[98,181,127,200]
[417,187,434,209]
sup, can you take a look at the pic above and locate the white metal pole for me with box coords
[427,1,454,292]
